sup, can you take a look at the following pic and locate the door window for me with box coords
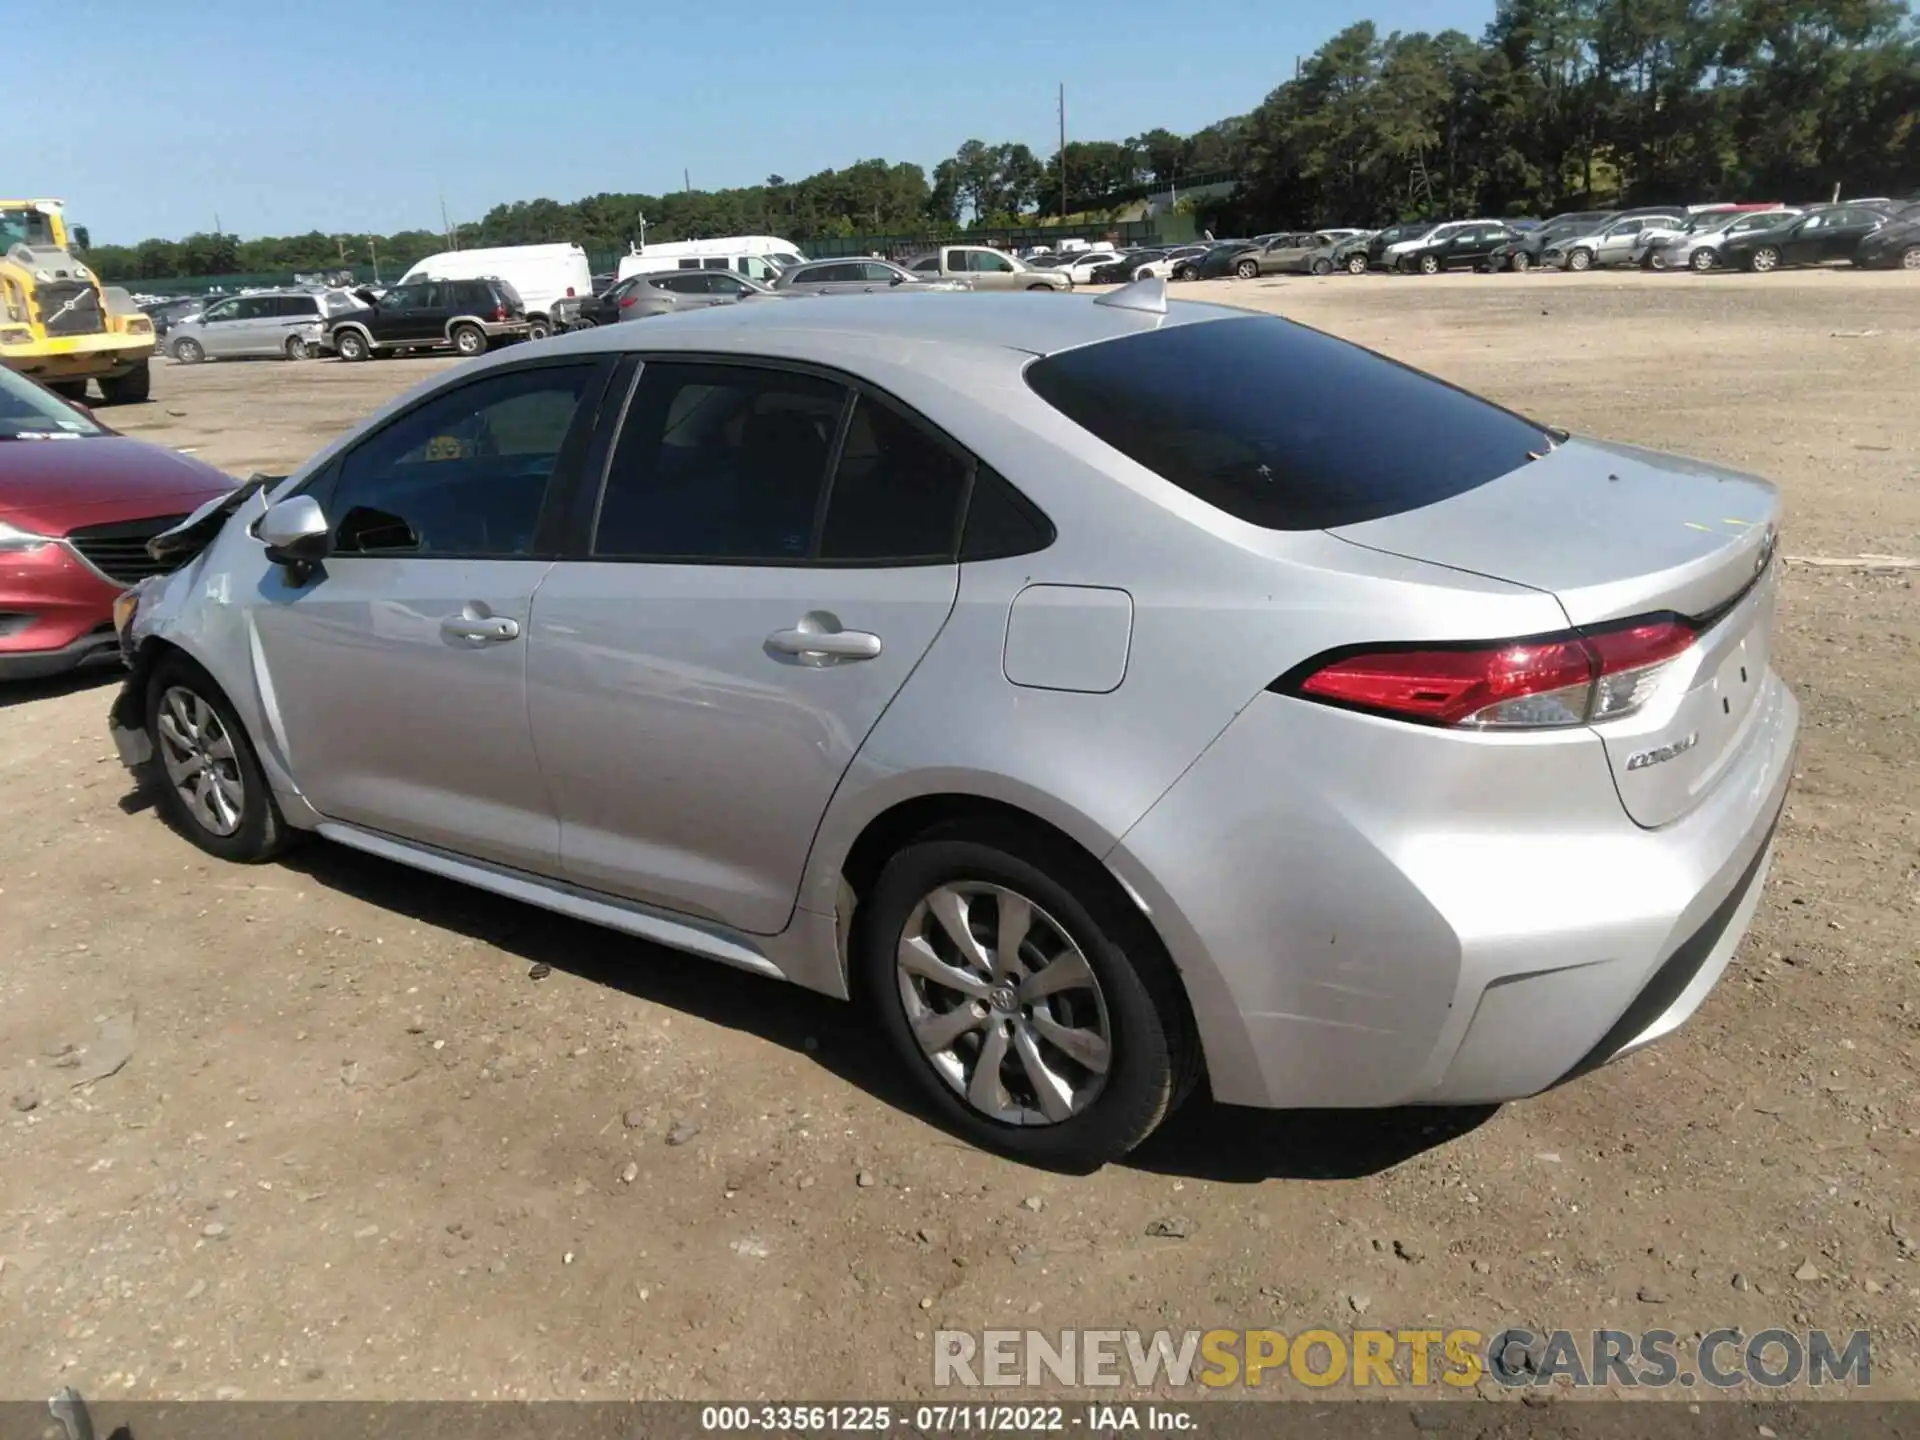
[705,273,754,296]
[324,364,596,558]
[968,250,1015,273]
[593,363,848,562]
[381,283,429,310]
[232,296,274,321]
[820,396,970,562]
[276,295,321,317]
[202,299,239,322]
[858,262,899,283]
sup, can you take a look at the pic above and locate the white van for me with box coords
[397,243,592,338]
[614,235,807,285]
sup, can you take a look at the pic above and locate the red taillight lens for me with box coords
[618,296,637,308]
[494,304,507,321]
[565,285,576,297]
[1284,616,1696,730]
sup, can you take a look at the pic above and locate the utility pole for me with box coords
[367,236,381,284]
[214,211,222,235]
[1058,82,1067,221]
[440,194,455,250]
[336,235,348,263]
[685,168,692,193]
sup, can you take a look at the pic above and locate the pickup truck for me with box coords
[902,245,1072,291]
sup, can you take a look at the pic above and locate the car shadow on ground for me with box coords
[0,666,120,712]
[259,834,1489,1182]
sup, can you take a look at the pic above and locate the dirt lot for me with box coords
[1,270,1916,1404]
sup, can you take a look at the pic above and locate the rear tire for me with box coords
[171,338,204,364]
[857,826,1196,1169]
[98,360,151,405]
[1690,248,1717,273]
[525,319,551,341]
[1748,246,1780,273]
[144,652,292,865]
[1901,246,1920,271]
[1310,257,1332,276]
[284,335,311,361]
[1418,253,1441,275]
[333,328,369,362]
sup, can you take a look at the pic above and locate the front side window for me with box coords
[202,299,239,322]
[911,256,940,273]
[325,364,595,558]
[706,273,753,296]
[382,284,428,309]
[970,251,1015,273]
[593,363,847,562]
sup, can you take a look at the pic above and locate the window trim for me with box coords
[574,352,1049,569]
[287,354,620,563]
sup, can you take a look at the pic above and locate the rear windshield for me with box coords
[1024,315,1553,531]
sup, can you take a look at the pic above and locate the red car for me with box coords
[0,365,234,680]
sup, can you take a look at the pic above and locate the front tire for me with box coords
[1345,253,1369,275]
[1417,253,1441,275]
[1511,251,1532,273]
[1901,246,1920,271]
[48,379,89,402]
[98,360,151,405]
[1748,246,1780,273]
[1310,257,1332,276]
[858,829,1193,1169]
[1690,248,1717,273]
[450,323,487,357]
[1234,259,1259,280]
[171,338,204,364]
[1026,282,1054,292]
[1566,248,1593,272]
[144,653,291,864]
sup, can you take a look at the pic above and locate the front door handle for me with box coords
[766,613,882,664]
[441,614,520,643]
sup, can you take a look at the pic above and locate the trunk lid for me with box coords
[1330,437,1782,828]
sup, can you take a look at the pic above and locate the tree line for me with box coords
[83,0,1917,283]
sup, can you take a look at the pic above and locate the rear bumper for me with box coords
[1108,672,1799,1111]
[0,542,125,679]
[482,320,533,339]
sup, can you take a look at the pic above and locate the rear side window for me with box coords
[1025,316,1552,531]
[820,397,969,562]
[594,363,847,562]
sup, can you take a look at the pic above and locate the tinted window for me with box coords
[911,256,940,272]
[594,363,847,562]
[233,297,273,320]
[961,466,1053,561]
[820,397,969,562]
[383,284,428,309]
[280,295,321,317]
[327,364,594,557]
[678,259,701,269]
[970,251,1015,273]
[1024,315,1552,531]
[859,262,899,282]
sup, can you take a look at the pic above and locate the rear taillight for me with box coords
[1280,616,1696,730]
[494,304,507,322]
[618,296,637,308]
[565,286,576,297]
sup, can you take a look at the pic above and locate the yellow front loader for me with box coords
[0,198,154,403]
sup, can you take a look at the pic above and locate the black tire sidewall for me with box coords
[337,330,367,360]
[145,654,286,863]
[452,325,484,355]
[174,339,203,363]
[857,836,1177,1169]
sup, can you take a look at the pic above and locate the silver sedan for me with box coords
[773,258,965,295]
[109,284,1797,1167]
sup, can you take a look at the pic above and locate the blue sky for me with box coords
[34,0,1488,243]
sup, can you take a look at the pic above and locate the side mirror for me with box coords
[890,274,907,286]
[257,495,331,571]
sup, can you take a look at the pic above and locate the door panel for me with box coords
[198,304,243,357]
[247,360,603,871]
[250,558,559,868]
[527,564,957,931]
[525,360,969,934]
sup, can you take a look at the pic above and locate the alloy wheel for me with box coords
[1752,247,1779,273]
[894,882,1112,1126]
[155,685,247,837]
[1902,247,1920,271]
[1691,249,1716,272]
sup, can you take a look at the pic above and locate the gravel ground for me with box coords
[1,268,1916,1404]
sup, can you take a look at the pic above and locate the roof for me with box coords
[531,289,1244,364]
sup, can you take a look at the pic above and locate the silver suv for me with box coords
[109,291,1795,1167]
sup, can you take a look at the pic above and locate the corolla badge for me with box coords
[1626,732,1700,771]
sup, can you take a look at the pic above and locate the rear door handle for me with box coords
[767,615,882,663]
[441,614,520,643]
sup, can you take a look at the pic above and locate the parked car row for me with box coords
[1197,199,1920,281]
